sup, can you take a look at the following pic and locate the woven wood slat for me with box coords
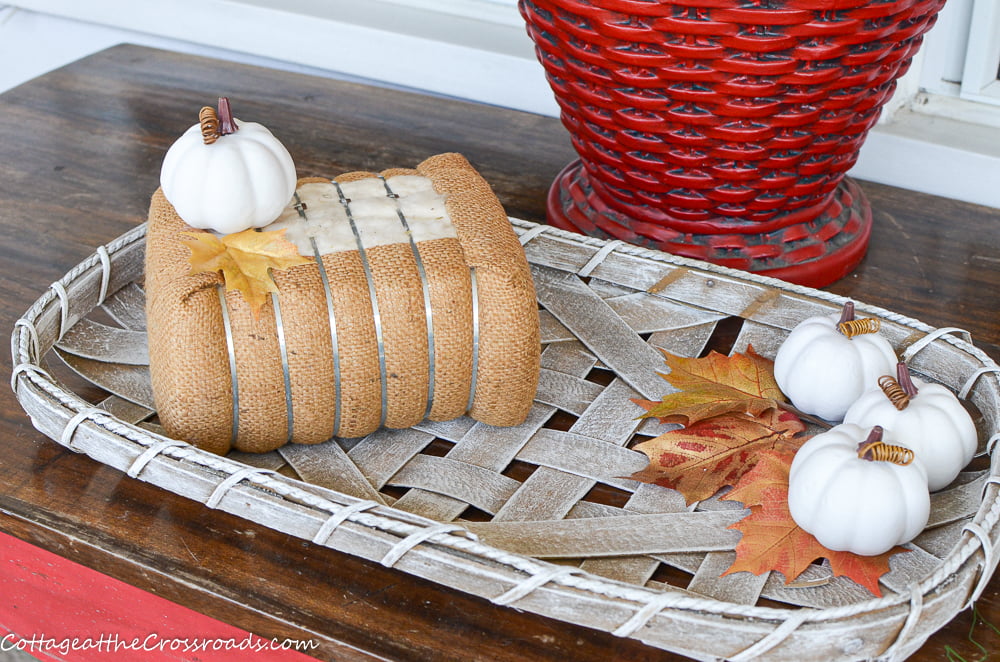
[96,395,153,425]
[580,483,689,583]
[56,318,149,365]
[534,368,606,416]
[495,378,644,522]
[464,511,744,558]
[346,427,437,489]
[531,264,670,400]
[388,401,563,522]
[929,475,989,528]
[913,521,967,558]
[879,547,949,596]
[55,349,154,408]
[385,454,521,516]
[516,428,648,493]
[100,282,147,331]
[278,442,388,504]
[227,449,287,471]
[688,552,769,606]
[412,417,478,442]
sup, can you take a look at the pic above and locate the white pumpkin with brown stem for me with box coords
[788,424,930,556]
[160,97,296,235]
[774,302,897,422]
[844,361,978,491]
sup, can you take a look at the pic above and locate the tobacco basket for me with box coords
[11,219,1000,661]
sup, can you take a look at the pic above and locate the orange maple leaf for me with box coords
[182,228,312,319]
[635,347,785,426]
[630,408,806,505]
[722,449,907,597]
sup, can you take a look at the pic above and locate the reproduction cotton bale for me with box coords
[146,153,540,454]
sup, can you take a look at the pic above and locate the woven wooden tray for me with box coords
[11,219,1000,661]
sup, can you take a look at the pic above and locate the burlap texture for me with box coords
[415,153,540,426]
[146,154,539,454]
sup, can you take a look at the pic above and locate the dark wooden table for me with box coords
[2,44,998,661]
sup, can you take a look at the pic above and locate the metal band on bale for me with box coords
[271,291,294,445]
[217,284,239,446]
[333,180,388,428]
[295,192,343,438]
[467,266,480,414]
[380,175,436,420]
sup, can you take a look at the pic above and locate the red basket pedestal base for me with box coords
[546,160,872,289]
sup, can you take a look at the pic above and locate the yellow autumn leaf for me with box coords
[181,228,312,319]
[634,347,785,426]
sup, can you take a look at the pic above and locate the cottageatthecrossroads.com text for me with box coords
[2,632,321,656]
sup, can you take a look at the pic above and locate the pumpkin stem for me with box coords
[857,426,915,465]
[857,426,884,460]
[836,300,881,338]
[896,361,919,397]
[838,301,855,326]
[217,97,238,136]
[199,106,219,145]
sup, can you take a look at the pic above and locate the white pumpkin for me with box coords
[844,362,977,491]
[774,304,896,421]
[160,100,296,235]
[788,424,930,556]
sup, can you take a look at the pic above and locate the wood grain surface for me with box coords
[1,44,998,661]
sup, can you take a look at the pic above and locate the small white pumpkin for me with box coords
[844,362,977,491]
[774,302,896,421]
[160,97,296,235]
[788,424,930,556]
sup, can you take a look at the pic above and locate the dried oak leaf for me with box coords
[635,347,785,426]
[721,449,906,597]
[182,228,312,319]
[629,408,806,505]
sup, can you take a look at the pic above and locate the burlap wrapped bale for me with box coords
[146,153,540,454]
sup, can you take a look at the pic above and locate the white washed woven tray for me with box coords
[11,219,1000,661]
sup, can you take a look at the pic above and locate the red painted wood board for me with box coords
[0,531,319,661]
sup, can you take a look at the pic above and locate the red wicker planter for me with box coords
[520,0,946,287]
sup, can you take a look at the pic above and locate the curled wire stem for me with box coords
[879,375,911,410]
[858,440,915,465]
[838,317,881,338]
[199,106,220,145]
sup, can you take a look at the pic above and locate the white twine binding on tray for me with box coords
[577,240,624,279]
[729,609,812,662]
[10,363,51,393]
[961,522,1000,608]
[127,439,189,479]
[380,523,473,568]
[901,327,973,363]
[205,467,279,509]
[961,367,1000,401]
[516,224,549,246]
[96,244,112,306]
[492,565,582,606]
[986,434,1000,456]
[877,586,925,662]
[13,319,40,364]
[50,280,70,339]
[60,407,107,452]
[312,500,381,546]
